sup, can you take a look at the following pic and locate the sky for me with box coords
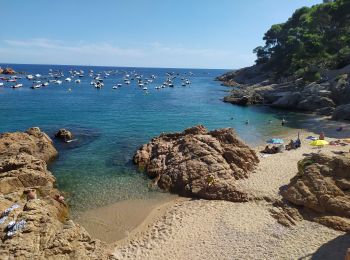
[0,0,321,69]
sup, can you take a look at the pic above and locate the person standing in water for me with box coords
[281,118,286,126]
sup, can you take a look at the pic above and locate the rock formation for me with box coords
[332,103,350,121]
[282,153,350,232]
[0,127,109,259]
[133,125,259,202]
[55,128,73,142]
[218,65,350,120]
[0,67,16,75]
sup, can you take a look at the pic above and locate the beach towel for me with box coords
[1,203,20,218]
[7,219,26,237]
[0,216,8,225]
[306,136,317,141]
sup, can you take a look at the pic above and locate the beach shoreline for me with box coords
[70,121,350,259]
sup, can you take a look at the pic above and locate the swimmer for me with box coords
[281,118,286,126]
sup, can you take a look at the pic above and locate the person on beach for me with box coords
[54,194,65,203]
[319,132,325,140]
[26,189,37,200]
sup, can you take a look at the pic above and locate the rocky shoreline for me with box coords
[217,64,350,121]
[0,127,109,259]
[2,126,350,259]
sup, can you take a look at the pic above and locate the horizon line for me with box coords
[0,61,237,71]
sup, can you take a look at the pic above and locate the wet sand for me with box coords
[74,196,177,243]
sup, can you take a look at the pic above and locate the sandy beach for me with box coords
[67,121,350,259]
[70,125,350,259]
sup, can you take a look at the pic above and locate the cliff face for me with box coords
[0,128,109,259]
[217,64,350,120]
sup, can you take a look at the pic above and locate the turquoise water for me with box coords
[0,64,310,214]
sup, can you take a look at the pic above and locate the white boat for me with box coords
[117,84,122,87]
[112,86,118,89]
[42,82,49,86]
[65,78,72,82]
[0,82,4,87]
[31,84,41,89]
[142,87,148,90]
[55,80,62,85]
[155,86,161,90]
[125,80,130,85]
[11,83,23,88]
[35,74,41,78]
[75,79,81,83]
[26,75,34,80]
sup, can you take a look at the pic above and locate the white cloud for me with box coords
[1,38,254,69]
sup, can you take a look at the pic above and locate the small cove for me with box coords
[1,64,345,229]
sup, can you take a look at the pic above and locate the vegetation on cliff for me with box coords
[254,0,350,81]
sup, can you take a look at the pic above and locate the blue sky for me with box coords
[1,0,321,69]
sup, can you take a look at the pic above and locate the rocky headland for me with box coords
[217,64,350,121]
[0,127,109,259]
[0,67,16,75]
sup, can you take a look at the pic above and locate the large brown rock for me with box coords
[282,153,350,231]
[0,127,58,162]
[133,125,259,202]
[0,128,109,259]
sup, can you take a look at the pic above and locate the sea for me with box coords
[0,64,320,216]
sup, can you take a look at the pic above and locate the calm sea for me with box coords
[0,64,313,214]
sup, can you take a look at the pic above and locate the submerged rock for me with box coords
[282,153,350,232]
[133,125,259,202]
[0,127,109,259]
[55,128,73,142]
